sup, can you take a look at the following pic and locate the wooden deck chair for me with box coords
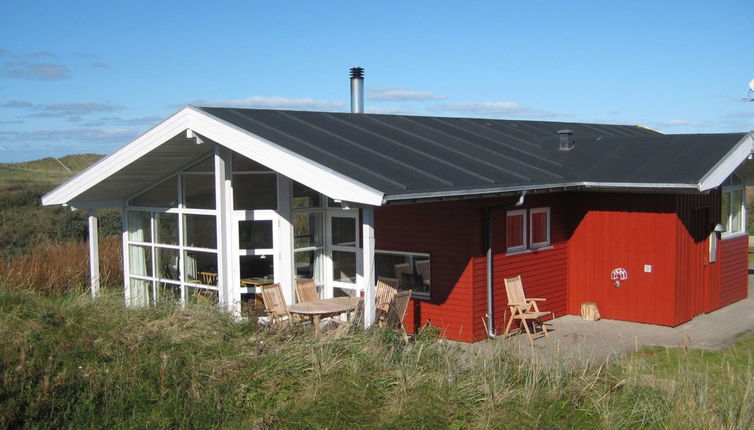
[260,283,290,325]
[503,275,551,342]
[199,271,218,285]
[376,278,398,326]
[295,278,319,303]
[385,290,412,341]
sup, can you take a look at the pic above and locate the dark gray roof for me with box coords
[196,107,747,201]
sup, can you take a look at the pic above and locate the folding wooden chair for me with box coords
[386,290,412,341]
[503,275,551,343]
[260,283,290,325]
[375,277,398,326]
[295,278,319,303]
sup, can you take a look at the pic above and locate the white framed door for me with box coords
[324,211,362,298]
[231,210,279,299]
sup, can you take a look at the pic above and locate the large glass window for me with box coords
[130,177,178,208]
[233,174,277,210]
[375,251,431,296]
[722,174,746,235]
[239,220,273,249]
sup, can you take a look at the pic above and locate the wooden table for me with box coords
[287,296,362,334]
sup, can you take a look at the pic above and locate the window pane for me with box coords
[128,245,152,276]
[183,174,215,209]
[294,212,323,248]
[186,287,218,305]
[292,182,322,209]
[156,247,180,281]
[129,278,153,306]
[233,174,277,210]
[156,212,178,245]
[131,177,178,208]
[184,251,217,284]
[722,191,731,232]
[731,189,743,232]
[731,174,743,185]
[184,215,217,249]
[375,252,430,295]
[239,220,273,249]
[232,153,271,172]
[331,217,356,246]
[295,249,323,281]
[506,213,525,250]
[530,210,548,245]
[128,211,152,242]
[157,282,181,302]
[332,250,356,283]
[239,255,274,280]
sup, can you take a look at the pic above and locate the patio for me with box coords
[477,271,754,363]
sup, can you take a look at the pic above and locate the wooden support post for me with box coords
[88,209,100,298]
[362,206,376,328]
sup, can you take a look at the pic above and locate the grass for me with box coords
[2,286,754,429]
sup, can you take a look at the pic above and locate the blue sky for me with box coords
[1,1,752,162]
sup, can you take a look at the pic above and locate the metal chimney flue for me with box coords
[557,129,575,151]
[350,67,364,113]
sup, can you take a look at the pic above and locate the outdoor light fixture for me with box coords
[713,223,725,233]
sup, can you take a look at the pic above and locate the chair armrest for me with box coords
[527,298,546,301]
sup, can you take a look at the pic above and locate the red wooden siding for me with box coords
[375,200,483,342]
[568,193,679,326]
[719,235,748,307]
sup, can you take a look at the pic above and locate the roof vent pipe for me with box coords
[350,67,364,113]
[558,129,575,151]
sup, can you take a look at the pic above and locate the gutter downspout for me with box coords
[485,191,526,339]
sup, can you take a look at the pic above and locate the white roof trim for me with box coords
[698,132,754,191]
[42,106,384,207]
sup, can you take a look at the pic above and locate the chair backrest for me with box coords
[260,283,288,319]
[415,259,430,285]
[200,272,217,285]
[295,278,319,303]
[503,275,527,307]
[376,278,398,312]
[386,290,411,329]
[394,263,412,278]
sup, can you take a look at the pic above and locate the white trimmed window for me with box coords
[506,209,527,252]
[506,207,551,252]
[721,174,745,236]
[375,250,431,297]
[529,207,551,249]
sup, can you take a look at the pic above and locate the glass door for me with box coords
[325,212,361,297]
[232,210,278,306]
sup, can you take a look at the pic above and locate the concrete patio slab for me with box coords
[472,273,754,364]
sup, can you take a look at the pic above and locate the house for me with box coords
[42,70,754,342]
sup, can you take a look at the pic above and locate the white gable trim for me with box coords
[698,132,754,191]
[42,106,384,207]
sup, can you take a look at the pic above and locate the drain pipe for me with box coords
[485,191,526,339]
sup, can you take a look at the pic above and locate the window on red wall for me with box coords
[506,209,526,252]
[530,207,550,248]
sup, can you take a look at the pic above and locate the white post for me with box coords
[362,206,376,328]
[88,208,100,297]
[215,145,238,315]
[121,208,130,305]
[277,175,295,305]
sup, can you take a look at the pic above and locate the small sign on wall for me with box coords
[610,267,628,287]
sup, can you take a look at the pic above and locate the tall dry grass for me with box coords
[0,236,122,296]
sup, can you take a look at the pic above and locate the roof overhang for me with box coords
[42,106,385,208]
[698,132,754,191]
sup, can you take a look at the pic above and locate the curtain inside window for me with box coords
[128,218,151,306]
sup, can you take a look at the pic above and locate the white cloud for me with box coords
[194,95,344,111]
[0,60,70,80]
[367,87,446,101]
[364,106,416,115]
[31,102,124,117]
[0,127,138,144]
[2,100,33,108]
[428,101,567,118]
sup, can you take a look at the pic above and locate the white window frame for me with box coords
[505,209,527,253]
[529,207,551,249]
[722,174,746,238]
[375,249,431,299]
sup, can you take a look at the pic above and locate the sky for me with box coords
[0,1,753,162]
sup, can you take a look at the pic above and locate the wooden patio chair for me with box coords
[295,278,319,303]
[503,275,551,342]
[385,290,412,341]
[260,283,290,325]
[376,277,398,326]
[199,271,218,285]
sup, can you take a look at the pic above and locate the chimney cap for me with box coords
[558,129,575,151]
[350,67,364,79]
[557,129,573,135]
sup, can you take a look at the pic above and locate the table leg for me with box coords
[314,315,321,335]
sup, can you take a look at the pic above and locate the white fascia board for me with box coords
[41,106,385,207]
[182,107,384,206]
[41,108,192,206]
[698,133,754,191]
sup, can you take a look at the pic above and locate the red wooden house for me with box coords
[42,73,754,342]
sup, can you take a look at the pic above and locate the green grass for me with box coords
[3,286,754,429]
